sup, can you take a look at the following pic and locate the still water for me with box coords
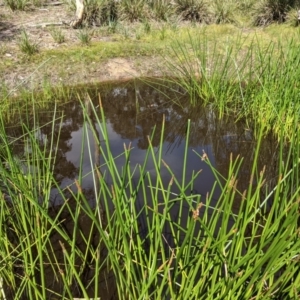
[4,79,278,209]
[39,79,276,206]
[5,78,279,298]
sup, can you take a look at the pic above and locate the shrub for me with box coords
[174,0,211,23]
[119,0,149,22]
[4,0,29,10]
[285,7,300,26]
[67,0,119,27]
[209,0,239,24]
[252,0,300,26]
[148,0,175,21]
[98,0,119,24]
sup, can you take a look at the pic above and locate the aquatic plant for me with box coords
[0,91,299,298]
[166,32,300,139]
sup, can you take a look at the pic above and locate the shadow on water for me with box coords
[3,78,280,299]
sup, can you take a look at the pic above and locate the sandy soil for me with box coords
[0,0,163,92]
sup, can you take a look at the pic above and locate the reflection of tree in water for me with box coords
[92,80,176,149]
[88,79,280,202]
[87,80,215,151]
[209,117,279,194]
[5,79,280,203]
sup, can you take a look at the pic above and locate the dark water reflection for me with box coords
[8,79,278,204]
[5,78,280,298]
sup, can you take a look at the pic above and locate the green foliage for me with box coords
[119,0,149,22]
[67,0,118,26]
[209,0,239,24]
[284,7,300,26]
[48,26,65,44]
[4,0,29,10]
[76,28,93,45]
[58,0,300,26]
[100,0,119,24]
[174,0,211,22]
[149,0,175,21]
[3,3,300,297]
[166,33,300,139]
[0,80,300,298]
[18,30,39,55]
[85,0,118,25]
[142,19,151,33]
[107,20,119,33]
[159,24,167,39]
[0,104,105,298]
[0,44,8,56]
[3,0,46,9]
[3,0,300,26]
[238,0,257,10]
[121,25,130,38]
[252,0,300,26]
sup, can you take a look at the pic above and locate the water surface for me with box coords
[5,78,279,299]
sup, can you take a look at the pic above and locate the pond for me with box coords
[7,78,278,204]
[4,78,279,299]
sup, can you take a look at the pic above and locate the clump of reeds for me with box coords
[166,32,300,139]
[0,91,299,299]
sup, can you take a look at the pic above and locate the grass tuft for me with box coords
[119,0,149,22]
[149,0,175,21]
[165,32,300,139]
[209,0,239,24]
[48,26,65,44]
[18,30,39,55]
[4,0,29,10]
[175,0,211,22]
[76,28,93,45]
[252,0,299,26]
